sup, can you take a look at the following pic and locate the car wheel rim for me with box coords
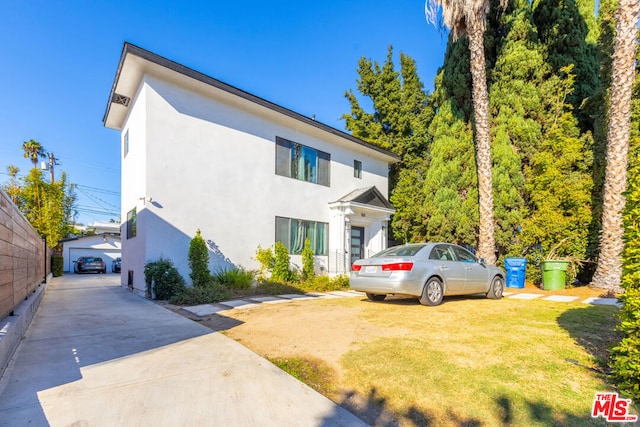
[427,281,441,302]
[495,279,503,296]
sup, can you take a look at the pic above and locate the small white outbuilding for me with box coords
[60,235,122,273]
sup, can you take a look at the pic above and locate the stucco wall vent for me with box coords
[112,93,131,107]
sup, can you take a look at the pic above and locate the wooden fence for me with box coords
[0,189,50,320]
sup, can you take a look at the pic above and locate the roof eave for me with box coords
[102,43,400,162]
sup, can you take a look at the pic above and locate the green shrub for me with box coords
[169,281,229,305]
[188,229,210,288]
[302,238,315,280]
[144,257,186,300]
[255,245,275,277]
[254,280,304,295]
[212,266,254,290]
[330,274,350,289]
[609,288,640,400]
[298,274,350,292]
[51,255,63,277]
[272,241,292,282]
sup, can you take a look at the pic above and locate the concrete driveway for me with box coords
[0,274,365,426]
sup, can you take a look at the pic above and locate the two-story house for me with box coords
[103,43,398,293]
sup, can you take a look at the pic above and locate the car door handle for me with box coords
[440,265,449,270]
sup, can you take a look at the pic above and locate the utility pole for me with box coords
[48,152,59,183]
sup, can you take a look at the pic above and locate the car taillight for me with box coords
[382,262,413,271]
[351,264,362,271]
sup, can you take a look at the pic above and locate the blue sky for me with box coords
[0,1,447,225]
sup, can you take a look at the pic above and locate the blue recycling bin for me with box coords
[504,257,528,288]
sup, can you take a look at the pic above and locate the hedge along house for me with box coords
[103,43,398,293]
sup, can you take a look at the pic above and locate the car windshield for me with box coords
[372,244,426,258]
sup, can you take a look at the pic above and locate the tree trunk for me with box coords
[467,21,497,265]
[591,0,640,291]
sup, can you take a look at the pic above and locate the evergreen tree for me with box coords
[533,0,600,129]
[301,238,315,280]
[188,229,210,288]
[342,46,432,166]
[419,96,478,246]
[342,46,433,241]
[520,67,594,259]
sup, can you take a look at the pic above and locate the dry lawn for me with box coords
[174,286,628,426]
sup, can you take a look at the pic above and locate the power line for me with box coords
[75,186,120,210]
[74,184,120,196]
[75,206,120,216]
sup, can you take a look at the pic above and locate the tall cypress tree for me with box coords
[533,0,600,130]
[342,46,433,241]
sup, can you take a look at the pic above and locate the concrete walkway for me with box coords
[0,274,366,427]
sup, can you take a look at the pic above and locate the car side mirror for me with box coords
[479,258,486,266]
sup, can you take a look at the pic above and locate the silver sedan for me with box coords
[349,243,505,306]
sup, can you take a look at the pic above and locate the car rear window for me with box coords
[84,257,103,262]
[373,244,426,257]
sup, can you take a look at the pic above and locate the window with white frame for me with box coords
[275,216,328,255]
[275,137,330,186]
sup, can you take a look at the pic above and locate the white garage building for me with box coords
[60,235,122,273]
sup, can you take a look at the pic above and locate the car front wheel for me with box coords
[419,277,443,306]
[366,293,386,302]
[486,276,504,299]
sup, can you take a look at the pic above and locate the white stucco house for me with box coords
[103,43,399,293]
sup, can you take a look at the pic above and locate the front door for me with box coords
[350,226,365,267]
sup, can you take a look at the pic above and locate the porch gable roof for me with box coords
[330,186,394,212]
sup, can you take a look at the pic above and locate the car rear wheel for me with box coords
[419,277,443,306]
[366,293,386,302]
[486,276,504,299]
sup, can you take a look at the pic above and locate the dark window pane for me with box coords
[126,208,137,239]
[354,160,362,179]
[318,151,330,186]
[275,137,291,177]
[275,216,290,250]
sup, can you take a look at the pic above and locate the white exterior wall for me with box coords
[120,83,148,290]
[117,73,393,292]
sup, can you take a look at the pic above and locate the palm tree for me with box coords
[591,0,640,291]
[425,0,506,265]
[21,139,46,169]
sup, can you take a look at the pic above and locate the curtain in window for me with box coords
[291,219,305,254]
[276,216,328,255]
[301,146,316,183]
[315,223,326,254]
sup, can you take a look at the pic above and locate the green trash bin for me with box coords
[542,260,569,290]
